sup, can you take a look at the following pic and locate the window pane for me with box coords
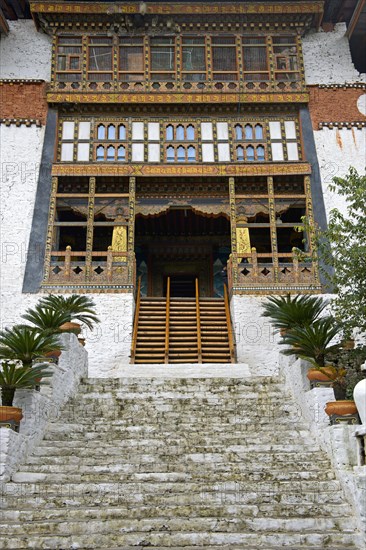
[217,122,229,140]
[284,121,296,140]
[132,143,144,161]
[57,56,66,71]
[117,146,126,161]
[151,37,175,71]
[77,143,89,161]
[176,125,185,140]
[287,142,299,161]
[78,122,90,140]
[187,125,195,140]
[62,121,75,140]
[148,122,160,141]
[177,146,185,162]
[246,146,255,161]
[212,47,236,73]
[132,122,144,140]
[245,125,253,140]
[237,146,244,161]
[187,146,196,162]
[202,143,214,162]
[269,121,282,140]
[148,143,160,162]
[96,146,104,161]
[119,125,126,140]
[61,143,74,161]
[166,125,174,140]
[271,142,284,161]
[107,125,116,140]
[119,46,144,72]
[97,125,105,140]
[167,146,174,162]
[218,143,230,162]
[107,146,115,161]
[257,146,265,161]
[243,47,267,71]
[182,46,206,72]
[89,47,112,71]
[235,125,243,140]
[201,122,213,141]
[255,124,263,140]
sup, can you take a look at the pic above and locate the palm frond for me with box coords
[21,305,71,334]
[261,294,328,331]
[38,295,100,330]
[0,326,62,368]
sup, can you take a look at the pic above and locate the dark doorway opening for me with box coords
[164,275,197,297]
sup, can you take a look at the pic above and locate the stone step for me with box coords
[0,515,356,538]
[0,502,353,523]
[0,529,358,549]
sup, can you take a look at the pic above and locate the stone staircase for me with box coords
[0,375,362,549]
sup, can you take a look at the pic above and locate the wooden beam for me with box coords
[346,0,366,37]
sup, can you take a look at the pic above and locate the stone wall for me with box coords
[0,333,88,482]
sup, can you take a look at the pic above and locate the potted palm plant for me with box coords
[0,326,62,368]
[38,295,100,336]
[281,317,359,423]
[0,360,52,430]
[261,294,328,336]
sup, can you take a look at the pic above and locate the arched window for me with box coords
[235,124,243,140]
[119,125,126,140]
[236,145,244,162]
[186,125,195,141]
[257,145,265,161]
[245,124,253,140]
[177,145,185,162]
[107,125,116,140]
[117,145,126,162]
[96,145,104,161]
[176,125,185,141]
[255,124,263,140]
[166,146,175,162]
[187,146,196,162]
[246,145,255,161]
[107,146,115,161]
[97,125,105,140]
[166,125,174,141]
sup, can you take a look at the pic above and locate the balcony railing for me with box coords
[227,249,321,294]
[45,247,136,289]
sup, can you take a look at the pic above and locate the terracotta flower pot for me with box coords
[59,322,81,335]
[307,367,336,383]
[0,406,23,423]
[45,349,62,359]
[325,400,358,417]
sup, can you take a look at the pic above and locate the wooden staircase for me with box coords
[131,278,235,364]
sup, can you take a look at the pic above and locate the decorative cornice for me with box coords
[316,83,366,90]
[0,118,43,127]
[0,79,45,84]
[318,121,366,129]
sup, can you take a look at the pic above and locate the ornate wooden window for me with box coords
[150,36,175,80]
[56,36,82,82]
[273,36,300,82]
[182,36,207,81]
[58,116,300,165]
[119,37,144,81]
[88,37,113,81]
[211,36,238,81]
[242,37,269,82]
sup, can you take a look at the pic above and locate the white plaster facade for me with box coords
[0,20,364,377]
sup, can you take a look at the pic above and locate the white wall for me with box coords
[0,20,51,80]
[302,23,365,85]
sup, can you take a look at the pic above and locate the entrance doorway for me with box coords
[164,275,197,297]
[135,207,230,297]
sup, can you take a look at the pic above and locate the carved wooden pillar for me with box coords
[43,176,58,283]
[128,176,136,285]
[304,175,320,287]
[267,176,279,283]
[85,176,95,280]
[229,177,238,286]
